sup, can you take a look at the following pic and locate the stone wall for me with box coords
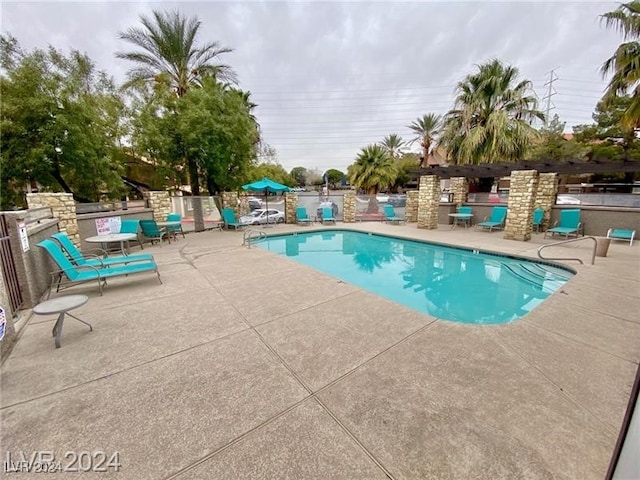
[405,191,419,223]
[343,191,356,223]
[222,192,239,213]
[238,194,250,216]
[143,191,171,222]
[284,192,298,224]
[26,193,79,246]
[449,177,469,206]
[417,176,440,229]
[534,173,558,231]
[504,170,539,241]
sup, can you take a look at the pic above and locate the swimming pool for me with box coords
[257,230,574,324]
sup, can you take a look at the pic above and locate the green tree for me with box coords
[290,167,307,186]
[248,162,294,186]
[393,153,420,190]
[600,1,640,128]
[379,134,406,160]
[528,114,584,161]
[348,145,397,212]
[440,59,545,164]
[407,114,442,168]
[325,169,344,188]
[1,35,125,209]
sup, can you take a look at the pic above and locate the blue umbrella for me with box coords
[242,177,290,224]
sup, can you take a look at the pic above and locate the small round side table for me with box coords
[33,295,92,348]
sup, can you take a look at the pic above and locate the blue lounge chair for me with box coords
[221,208,245,230]
[476,206,507,232]
[140,219,170,245]
[607,228,635,246]
[322,207,336,225]
[532,208,545,233]
[52,232,154,267]
[166,213,185,239]
[38,239,162,298]
[296,207,313,226]
[119,219,144,250]
[545,209,582,239]
[384,204,404,224]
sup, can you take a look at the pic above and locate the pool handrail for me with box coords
[537,236,597,265]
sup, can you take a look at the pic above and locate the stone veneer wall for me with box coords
[284,192,298,224]
[405,191,419,223]
[504,170,539,241]
[449,177,469,206]
[222,192,239,213]
[143,191,172,222]
[417,175,440,229]
[342,191,356,223]
[26,193,79,246]
[533,172,558,231]
[238,194,250,216]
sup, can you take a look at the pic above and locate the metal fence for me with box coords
[0,214,23,313]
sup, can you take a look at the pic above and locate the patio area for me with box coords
[2,223,639,479]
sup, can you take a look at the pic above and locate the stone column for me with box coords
[238,194,250,216]
[143,191,172,222]
[449,177,469,206]
[417,175,440,229]
[343,191,356,223]
[222,192,239,213]
[504,170,539,241]
[405,191,419,223]
[284,192,298,224]
[26,193,79,246]
[534,173,558,232]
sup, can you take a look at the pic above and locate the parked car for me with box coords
[388,194,407,207]
[556,195,581,205]
[239,208,285,225]
[376,193,390,203]
[317,201,339,219]
[247,196,263,211]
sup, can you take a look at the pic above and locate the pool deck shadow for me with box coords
[2,222,638,479]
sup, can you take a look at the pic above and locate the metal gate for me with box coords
[0,215,23,313]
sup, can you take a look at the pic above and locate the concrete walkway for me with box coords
[2,223,639,479]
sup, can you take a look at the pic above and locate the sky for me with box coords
[1,1,625,173]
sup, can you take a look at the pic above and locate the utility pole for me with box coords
[542,68,559,127]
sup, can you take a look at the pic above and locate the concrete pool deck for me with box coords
[2,222,639,479]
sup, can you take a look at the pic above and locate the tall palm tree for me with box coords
[407,114,442,168]
[600,1,640,129]
[348,145,397,213]
[379,134,406,160]
[116,10,237,97]
[440,59,545,164]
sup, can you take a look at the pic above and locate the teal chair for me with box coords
[221,208,245,230]
[140,219,170,245]
[321,207,336,225]
[454,206,473,228]
[607,228,635,246]
[532,208,545,233]
[38,239,162,298]
[119,219,144,250]
[545,209,582,239]
[384,204,404,224]
[476,206,507,232]
[52,233,154,267]
[166,213,185,239]
[296,207,313,226]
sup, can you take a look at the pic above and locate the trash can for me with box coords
[595,237,611,257]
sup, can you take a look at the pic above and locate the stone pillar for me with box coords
[405,191,419,223]
[143,191,172,222]
[449,177,469,206]
[417,175,440,229]
[26,193,79,246]
[284,192,298,224]
[504,170,539,241]
[534,173,558,232]
[343,191,356,223]
[238,194,250,216]
[222,192,239,213]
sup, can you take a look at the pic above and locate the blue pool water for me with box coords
[257,230,574,324]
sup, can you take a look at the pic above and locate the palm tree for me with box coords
[348,145,397,213]
[116,10,237,97]
[600,1,640,129]
[440,59,545,164]
[407,114,442,168]
[379,134,406,160]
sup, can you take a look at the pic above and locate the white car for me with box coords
[376,194,390,203]
[239,208,285,225]
[556,195,581,205]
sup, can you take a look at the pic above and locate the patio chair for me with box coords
[221,208,245,230]
[322,207,336,225]
[532,208,545,233]
[140,219,170,245]
[52,232,154,267]
[476,206,507,232]
[38,239,162,298]
[119,219,144,250]
[455,206,473,228]
[607,228,635,246]
[545,209,582,239]
[296,207,313,226]
[166,213,186,239]
[384,204,404,224]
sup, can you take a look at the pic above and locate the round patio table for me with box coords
[33,295,92,348]
[448,213,473,229]
[86,233,138,256]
